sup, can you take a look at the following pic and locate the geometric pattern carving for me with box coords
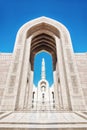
[0,76,5,84]
[83,88,87,97]
[66,48,72,61]
[68,62,74,73]
[13,63,18,73]
[15,49,20,61]
[71,75,78,93]
[0,88,4,96]
[9,75,16,86]
[8,75,16,94]
[8,87,14,94]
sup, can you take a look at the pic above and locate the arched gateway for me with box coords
[1,17,86,111]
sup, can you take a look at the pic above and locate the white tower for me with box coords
[41,58,46,80]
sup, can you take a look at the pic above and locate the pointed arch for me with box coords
[30,33,57,70]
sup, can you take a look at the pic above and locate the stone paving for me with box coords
[0,111,87,129]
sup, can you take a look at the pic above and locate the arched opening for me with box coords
[15,18,71,111]
[33,51,54,86]
[29,32,57,110]
[32,51,55,111]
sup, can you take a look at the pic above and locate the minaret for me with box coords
[41,58,46,80]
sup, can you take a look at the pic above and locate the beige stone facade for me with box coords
[0,17,87,129]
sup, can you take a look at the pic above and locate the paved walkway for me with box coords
[0,111,87,129]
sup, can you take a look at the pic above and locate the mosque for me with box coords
[0,17,87,129]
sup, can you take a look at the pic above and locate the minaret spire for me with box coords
[41,58,46,79]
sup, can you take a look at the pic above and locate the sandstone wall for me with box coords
[75,53,87,105]
[0,53,12,104]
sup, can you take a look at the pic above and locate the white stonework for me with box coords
[0,17,87,129]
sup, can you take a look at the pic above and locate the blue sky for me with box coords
[0,0,87,86]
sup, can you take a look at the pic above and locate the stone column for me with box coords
[55,36,70,110]
[53,71,60,110]
[16,37,32,110]
[27,71,34,110]
[58,32,86,111]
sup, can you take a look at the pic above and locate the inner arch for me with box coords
[30,33,57,70]
[26,22,60,38]
[33,51,53,86]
